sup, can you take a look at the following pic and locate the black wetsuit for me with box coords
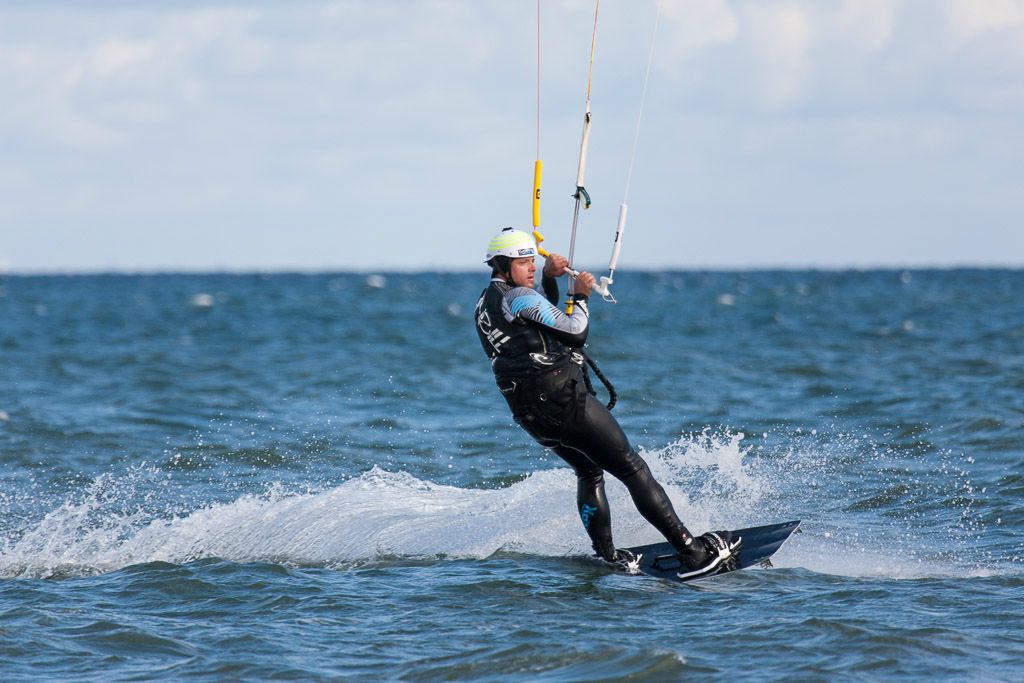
[474,274,698,560]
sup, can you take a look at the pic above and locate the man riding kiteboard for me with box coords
[474,227,739,579]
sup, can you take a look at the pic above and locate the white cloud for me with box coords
[656,1,897,112]
[743,3,813,108]
[829,0,896,54]
[943,0,1024,42]
[89,39,157,81]
[661,0,739,55]
[0,1,1022,270]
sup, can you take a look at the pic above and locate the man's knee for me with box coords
[608,450,650,483]
[576,468,604,488]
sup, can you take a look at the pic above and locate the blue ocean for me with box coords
[1,270,1021,681]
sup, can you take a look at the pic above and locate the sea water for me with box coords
[1,270,1021,681]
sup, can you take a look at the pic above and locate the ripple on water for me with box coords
[2,271,1023,680]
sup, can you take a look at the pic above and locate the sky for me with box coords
[1,0,1022,273]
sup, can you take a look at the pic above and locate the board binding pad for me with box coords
[624,520,801,583]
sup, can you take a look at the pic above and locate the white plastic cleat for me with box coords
[593,275,616,303]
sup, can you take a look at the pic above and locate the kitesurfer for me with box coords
[474,227,739,578]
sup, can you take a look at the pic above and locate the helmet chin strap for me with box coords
[489,256,515,287]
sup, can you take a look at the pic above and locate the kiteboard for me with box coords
[623,520,801,583]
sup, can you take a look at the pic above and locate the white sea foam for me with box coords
[0,467,586,578]
[738,535,1005,581]
[190,292,214,307]
[0,432,1007,580]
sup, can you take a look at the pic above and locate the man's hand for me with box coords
[574,271,595,297]
[543,253,570,278]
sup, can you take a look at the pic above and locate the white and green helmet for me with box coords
[485,227,538,263]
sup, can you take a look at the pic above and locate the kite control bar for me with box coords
[532,229,616,302]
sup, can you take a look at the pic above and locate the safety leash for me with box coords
[582,352,617,411]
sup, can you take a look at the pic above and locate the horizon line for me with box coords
[2,263,1023,277]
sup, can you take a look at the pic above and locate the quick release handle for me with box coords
[532,160,543,228]
[532,160,552,257]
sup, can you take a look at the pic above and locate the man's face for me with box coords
[509,256,536,288]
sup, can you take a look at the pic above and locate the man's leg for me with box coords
[559,395,702,557]
[513,408,617,560]
[551,445,616,561]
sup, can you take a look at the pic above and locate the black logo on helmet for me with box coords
[518,248,534,255]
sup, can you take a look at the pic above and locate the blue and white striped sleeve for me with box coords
[502,286,589,347]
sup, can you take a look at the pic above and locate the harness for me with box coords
[476,280,617,432]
